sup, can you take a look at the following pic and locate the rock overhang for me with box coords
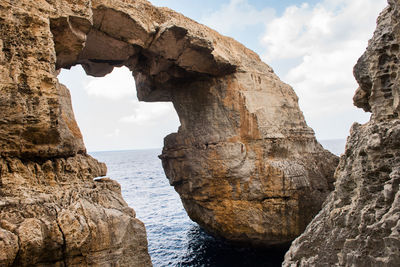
[50,4,240,103]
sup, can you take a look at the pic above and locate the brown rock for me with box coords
[284,1,400,266]
[0,0,337,264]
[0,154,152,266]
[55,0,338,245]
[1,1,152,265]
[0,228,19,266]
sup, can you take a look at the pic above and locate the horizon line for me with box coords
[87,138,346,154]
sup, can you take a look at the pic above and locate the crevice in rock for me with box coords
[54,207,67,267]
[10,234,21,267]
[0,163,3,188]
[82,59,126,65]
[146,25,161,49]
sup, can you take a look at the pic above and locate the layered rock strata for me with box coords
[284,1,400,265]
[0,0,337,265]
[0,1,152,265]
[0,156,151,266]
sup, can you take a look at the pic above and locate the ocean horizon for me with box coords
[89,139,346,156]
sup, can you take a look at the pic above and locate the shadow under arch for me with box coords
[178,225,289,267]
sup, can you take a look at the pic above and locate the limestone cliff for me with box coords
[0,156,151,266]
[0,0,152,266]
[284,1,400,266]
[0,0,337,265]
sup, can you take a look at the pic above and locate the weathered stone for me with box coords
[0,0,153,265]
[284,1,400,265]
[160,73,338,245]
[0,228,19,266]
[0,154,152,266]
[1,0,338,264]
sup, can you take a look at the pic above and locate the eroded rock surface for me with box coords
[284,1,400,266]
[1,0,337,264]
[0,1,151,265]
[0,156,151,266]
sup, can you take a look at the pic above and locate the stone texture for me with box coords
[284,1,400,266]
[0,0,337,264]
[0,1,152,265]
[0,155,151,266]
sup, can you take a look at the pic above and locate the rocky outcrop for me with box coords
[153,13,339,246]
[0,0,152,265]
[1,0,337,264]
[284,1,400,266]
[0,156,151,266]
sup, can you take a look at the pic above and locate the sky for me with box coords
[58,0,387,152]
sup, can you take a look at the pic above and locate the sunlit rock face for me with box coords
[0,1,153,266]
[284,1,400,266]
[0,0,337,265]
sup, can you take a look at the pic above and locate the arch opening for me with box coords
[58,65,180,152]
[58,64,195,266]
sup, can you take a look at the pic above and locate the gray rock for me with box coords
[284,1,400,266]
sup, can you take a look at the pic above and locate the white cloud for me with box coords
[261,0,386,139]
[84,67,136,100]
[263,0,385,62]
[201,0,275,35]
[58,0,389,150]
[106,128,121,138]
[120,102,176,125]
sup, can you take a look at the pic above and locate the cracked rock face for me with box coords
[1,0,337,264]
[284,1,400,266]
[0,156,151,266]
[0,0,152,265]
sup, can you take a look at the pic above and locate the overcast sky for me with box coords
[58,0,386,152]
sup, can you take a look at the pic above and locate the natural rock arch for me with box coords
[50,1,338,245]
[0,0,337,265]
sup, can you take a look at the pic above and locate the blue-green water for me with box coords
[90,140,344,266]
[90,149,287,267]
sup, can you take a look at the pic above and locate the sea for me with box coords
[90,139,345,267]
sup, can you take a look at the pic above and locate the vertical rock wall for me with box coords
[284,1,400,265]
[160,70,338,245]
[0,0,151,266]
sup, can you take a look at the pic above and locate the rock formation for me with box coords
[284,1,400,266]
[0,0,338,264]
[0,1,152,266]
[0,157,151,266]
